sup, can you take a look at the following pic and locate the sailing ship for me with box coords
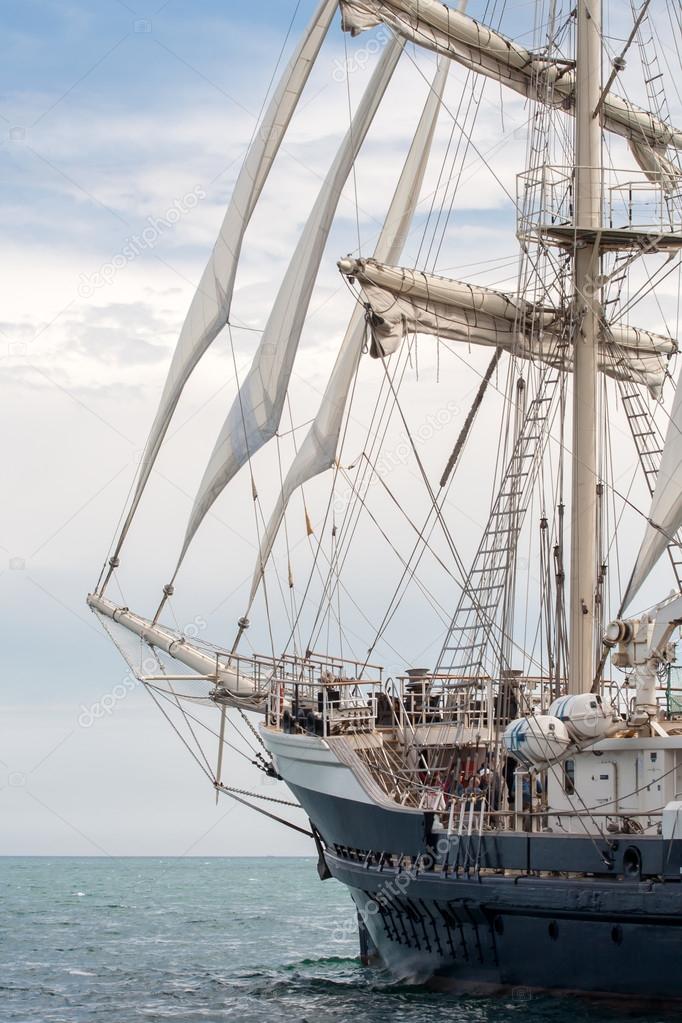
[88,0,682,1001]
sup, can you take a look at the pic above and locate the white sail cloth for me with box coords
[173,38,404,571]
[249,59,450,605]
[624,371,682,607]
[103,0,338,580]
[338,259,677,398]
[339,0,682,173]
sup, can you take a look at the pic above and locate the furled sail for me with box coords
[623,369,682,607]
[338,259,677,398]
[99,0,338,590]
[172,37,404,575]
[339,0,682,177]
[249,58,450,605]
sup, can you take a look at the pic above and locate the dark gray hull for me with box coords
[263,728,682,1001]
[329,851,682,1002]
[287,777,682,1001]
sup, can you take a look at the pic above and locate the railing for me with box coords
[388,673,553,738]
[264,668,558,744]
[517,165,682,240]
[265,675,380,735]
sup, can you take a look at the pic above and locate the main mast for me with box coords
[569,0,602,694]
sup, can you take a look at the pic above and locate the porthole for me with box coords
[623,847,642,879]
[548,920,559,941]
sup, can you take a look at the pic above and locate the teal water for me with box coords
[0,857,665,1022]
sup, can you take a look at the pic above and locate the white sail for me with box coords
[338,259,677,398]
[339,0,682,171]
[173,38,405,574]
[100,0,338,586]
[249,59,450,604]
[624,371,682,607]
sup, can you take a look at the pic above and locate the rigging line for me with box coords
[254,281,407,662]
[359,357,508,674]
[254,448,302,648]
[334,465,451,621]
[440,348,503,487]
[254,453,374,682]
[94,455,143,592]
[144,683,263,765]
[225,322,278,663]
[146,655,216,778]
[215,784,300,809]
[382,25,521,211]
[427,72,488,272]
[348,354,544,676]
[422,0,502,269]
[336,277,517,542]
[304,548,361,664]
[437,252,528,274]
[663,2,682,112]
[428,0,511,272]
[605,384,629,609]
[439,331,677,538]
[309,341,438,654]
[305,528,411,666]
[254,332,392,674]
[357,455,458,580]
[276,417,316,437]
[434,362,568,678]
[95,611,237,768]
[215,784,313,838]
[236,704,268,751]
[343,32,363,258]
[278,398,309,656]
[323,56,527,605]
[302,337,418,655]
[611,254,681,326]
[415,0,502,267]
[247,1,303,149]
[224,711,260,758]
[95,2,304,592]
[145,684,215,783]
[503,689,614,853]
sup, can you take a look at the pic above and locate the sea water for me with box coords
[0,857,667,1022]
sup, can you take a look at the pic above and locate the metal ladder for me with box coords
[618,380,682,591]
[630,1,676,146]
[436,369,563,677]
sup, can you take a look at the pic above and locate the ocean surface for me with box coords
[0,856,669,1023]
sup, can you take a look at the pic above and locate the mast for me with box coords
[569,0,602,694]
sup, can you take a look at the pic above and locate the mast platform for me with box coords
[537,224,682,253]
[517,165,682,253]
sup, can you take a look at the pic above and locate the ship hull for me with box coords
[262,726,682,1002]
[329,851,682,1002]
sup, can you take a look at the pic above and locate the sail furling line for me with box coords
[97,0,338,595]
[337,259,676,397]
[338,0,682,179]
[249,57,450,607]
[166,36,404,586]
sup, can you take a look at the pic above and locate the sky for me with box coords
[2,0,682,856]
